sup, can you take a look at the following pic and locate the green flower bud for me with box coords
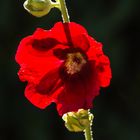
[23,0,56,17]
[62,109,94,132]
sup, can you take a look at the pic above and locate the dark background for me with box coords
[0,0,140,140]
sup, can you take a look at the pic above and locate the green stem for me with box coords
[58,0,70,23]
[52,2,60,9]
[84,125,93,140]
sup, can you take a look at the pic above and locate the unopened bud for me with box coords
[23,0,55,17]
[62,109,94,132]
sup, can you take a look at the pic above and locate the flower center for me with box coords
[65,52,87,75]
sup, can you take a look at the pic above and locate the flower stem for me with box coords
[84,124,93,140]
[58,0,70,23]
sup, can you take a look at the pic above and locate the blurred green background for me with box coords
[0,0,140,140]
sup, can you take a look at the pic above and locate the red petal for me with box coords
[25,84,52,109]
[51,22,88,45]
[25,66,63,109]
[87,36,103,60]
[32,38,59,52]
[25,83,64,109]
[56,62,100,116]
[83,61,100,106]
[15,35,65,83]
[86,37,112,87]
[36,68,63,95]
[56,80,87,115]
[33,28,50,40]
[72,34,90,52]
[96,55,112,87]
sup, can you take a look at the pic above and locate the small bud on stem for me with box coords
[24,0,59,17]
[62,109,94,140]
[23,0,70,22]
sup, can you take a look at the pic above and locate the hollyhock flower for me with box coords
[15,22,111,116]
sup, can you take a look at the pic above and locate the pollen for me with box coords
[65,52,87,75]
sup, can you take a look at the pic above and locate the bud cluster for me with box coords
[62,109,94,132]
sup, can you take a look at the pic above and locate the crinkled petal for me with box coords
[15,34,66,83]
[72,34,90,52]
[51,22,88,45]
[87,36,103,60]
[56,61,100,116]
[96,55,112,87]
[86,37,112,87]
[25,83,64,109]
[25,67,64,109]
[33,28,51,40]
[36,67,63,95]
[82,61,100,107]
[56,79,87,116]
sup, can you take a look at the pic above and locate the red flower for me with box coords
[15,22,112,116]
